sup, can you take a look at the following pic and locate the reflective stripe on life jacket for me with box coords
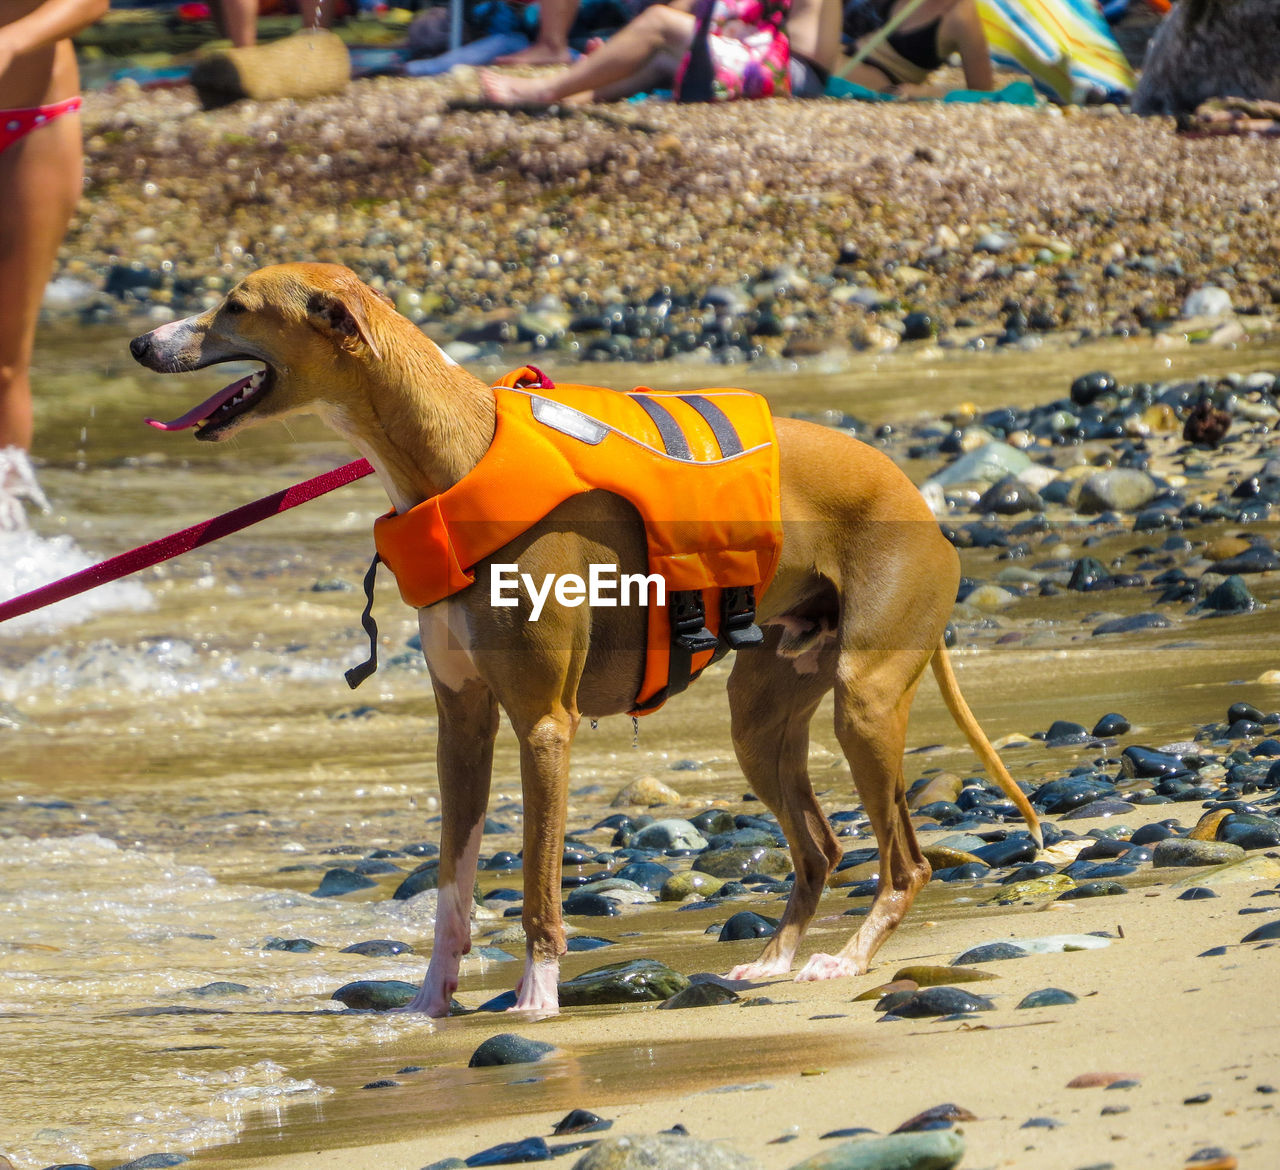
[373,366,783,713]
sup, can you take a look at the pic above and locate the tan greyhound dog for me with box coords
[130,262,1039,1016]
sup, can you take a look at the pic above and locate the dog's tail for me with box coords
[930,641,1042,849]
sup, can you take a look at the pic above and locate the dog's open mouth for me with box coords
[146,367,272,439]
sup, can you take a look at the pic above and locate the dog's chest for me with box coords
[417,599,480,692]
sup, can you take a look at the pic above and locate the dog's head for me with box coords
[131,262,393,441]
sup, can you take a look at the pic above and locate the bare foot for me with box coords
[479,68,557,107]
[493,43,573,66]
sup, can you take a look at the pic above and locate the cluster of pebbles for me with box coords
[58,78,1278,363]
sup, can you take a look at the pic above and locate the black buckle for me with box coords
[720,585,764,649]
[669,589,719,653]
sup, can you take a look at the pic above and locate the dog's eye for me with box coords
[225,300,247,314]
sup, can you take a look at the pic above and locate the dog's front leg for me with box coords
[510,704,578,1014]
[401,676,499,1016]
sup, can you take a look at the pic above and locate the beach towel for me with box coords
[825,76,1041,103]
[976,0,1134,103]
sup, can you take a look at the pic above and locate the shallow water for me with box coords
[3,328,1280,1169]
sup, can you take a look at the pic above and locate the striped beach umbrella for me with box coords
[976,0,1136,102]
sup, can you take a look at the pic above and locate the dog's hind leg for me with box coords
[401,676,499,1016]
[724,632,842,981]
[796,658,931,981]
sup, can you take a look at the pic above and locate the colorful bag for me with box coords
[675,0,792,102]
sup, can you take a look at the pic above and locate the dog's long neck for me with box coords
[326,313,496,515]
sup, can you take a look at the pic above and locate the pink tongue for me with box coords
[146,374,254,431]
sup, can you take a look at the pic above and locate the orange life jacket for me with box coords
[372,366,783,713]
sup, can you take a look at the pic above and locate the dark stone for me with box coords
[340,939,415,957]
[1194,575,1260,614]
[1032,775,1117,814]
[1092,613,1171,636]
[331,979,420,1011]
[1044,720,1093,746]
[1130,822,1178,845]
[565,936,616,952]
[263,937,319,952]
[953,942,1026,964]
[976,476,1043,516]
[552,1110,612,1135]
[1062,799,1136,820]
[613,861,674,890]
[1057,882,1127,900]
[311,868,378,897]
[464,1136,551,1165]
[893,1103,978,1132]
[558,958,690,1006]
[484,851,522,871]
[394,859,443,899]
[1228,701,1266,724]
[693,844,792,879]
[469,1034,556,1068]
[1178,886,1218,900]
[185,981,250,997]
[563,890,623,917]
[971,837,1038,868]
[1069,557,1116,591]
[1241,919,1280,943]
[1071,371,1116,406]
[1122,746,1186,778]
[1017,987,1078,1008]
[1219,814,1280,849]
[718,911,779,941]
[890,986,994,1017]
[362,1079,400,1089]
[111,1158,189,1170]
[659,982,740,1009]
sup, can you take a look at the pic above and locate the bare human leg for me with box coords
[480,4,696,105]
[0,103,80,527]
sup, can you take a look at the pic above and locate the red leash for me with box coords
[0,458,374,625]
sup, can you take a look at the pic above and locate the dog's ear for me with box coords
[306,290,383,361]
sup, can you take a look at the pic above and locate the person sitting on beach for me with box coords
[1,0,107,530]
[480,0,841,104]
[841,0,993,93]
[211,0,336,48]
[493,0,578,64]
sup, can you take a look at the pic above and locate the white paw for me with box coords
[795,952,861,982]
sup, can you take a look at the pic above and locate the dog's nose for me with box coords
[129,334,152,361]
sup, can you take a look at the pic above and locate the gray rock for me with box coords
[786,1130,965,1170]
[1071,469,1159,514]
[1153,839,1246,868]
[468,1032,556,1067]
[572,1133,763,1169]
[559,959,690,1006]
[694,845,793,879]
[1181,286,1233,319]
[630,818,709,852]
[331,979,419,1011]
[926,442,1032,489]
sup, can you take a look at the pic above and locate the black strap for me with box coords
[345,554,382,689]
[676,0,716,103]
[679,394,744,458]
[632,395,692,461]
